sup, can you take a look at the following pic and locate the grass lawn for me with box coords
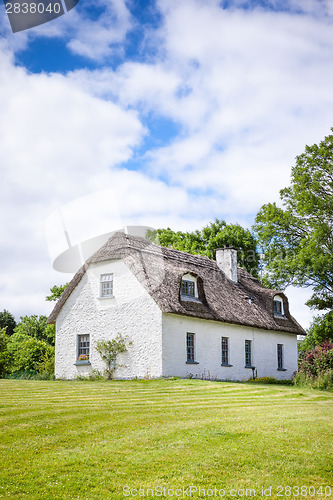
[0,379,332,500]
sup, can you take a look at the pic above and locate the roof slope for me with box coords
[48,232,304,335]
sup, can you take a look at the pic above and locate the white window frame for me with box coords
[100,274,113,298]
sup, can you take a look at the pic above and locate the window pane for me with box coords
[222,337,229,365]
[187,333,195,362]
[181,280,195,296]
[78,334,90,358]
[274,300,282,315]
[277,344,283,369]
[100,274,112,282]
[100,274,113,297]
[245,340,252,366]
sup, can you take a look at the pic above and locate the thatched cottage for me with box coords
[48,232,304,380]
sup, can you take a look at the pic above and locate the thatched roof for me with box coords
[48,232,304,335]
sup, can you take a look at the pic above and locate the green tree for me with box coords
[95,334,131,380]
[147,219,259,276]
[298,311,333,357]
[0,310,17,336]
[0,328,11,377]
[254,130,333,309]
[7,332,54,374]
[14,315,55,346]
[46,283,68,302]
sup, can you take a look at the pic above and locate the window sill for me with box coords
[277,368,287,371]
[74,361,91,366]
[221,364,233,367]
[98,295,114,300]
[180,296,201,303]
[245,365,256,369]
[274,314,287,320]
[186,361,199,365]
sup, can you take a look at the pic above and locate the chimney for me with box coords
[216,247,238,283]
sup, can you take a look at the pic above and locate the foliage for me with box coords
[294,370,333,392]
[0,328,11,377]
[75,369,104,381]
[254,129,333,310]
[6,332,55,375]
[95,334,130,380]
[298,341,333,379]
[46,283,69,302]
[0,309,17,336]
[14,315,55,346]
[247,376,293,385]
[147,219,259,277]
[298,311,333,356]
[4,370,38,380]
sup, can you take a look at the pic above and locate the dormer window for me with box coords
[181,280,195,297]
[180,273,200,301]
[273,295,284,317]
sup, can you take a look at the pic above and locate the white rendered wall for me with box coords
[162,314,297,381]
[55,259,163,379]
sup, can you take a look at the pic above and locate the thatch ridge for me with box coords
[48,232,304,335]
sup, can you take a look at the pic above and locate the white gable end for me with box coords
[55,259,163,380]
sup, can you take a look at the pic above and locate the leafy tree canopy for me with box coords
[46,283,68,302]
[0,310,17,336]
[0,328,10,377]
[254,129,333,310]
[298,311,333,356]
[147,219,259,277]
[7,332,54,374]
[14,315,55,346]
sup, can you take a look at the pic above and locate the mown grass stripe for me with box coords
[0,379,332,500]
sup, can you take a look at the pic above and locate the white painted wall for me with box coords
[161,313,297,381]
[55,259,163,379]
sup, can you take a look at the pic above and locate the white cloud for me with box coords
[2,0,332,329]
[0,0,133,62]
[66,0,133,61]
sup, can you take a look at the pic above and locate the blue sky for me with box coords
[1,0,333,327]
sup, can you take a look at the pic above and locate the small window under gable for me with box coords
[273,295,284,317]
[180,273,199,301]
[100,274,113,298]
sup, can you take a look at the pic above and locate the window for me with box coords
[273,295,284,316]
[277,344,283,370]
[100,274,113,298]
[78,334,90,361]
[245,339,252,367]
[221,337,229,365]
[181,280,195,297]
[186,332,195,363]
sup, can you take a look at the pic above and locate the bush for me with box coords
[7,333,55,374]
[5,370,38,380]
[294,369,333,392]
[247,376,293,385]
[298,311,333,356]
[298,341,333,378]
[295,341,333,392]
